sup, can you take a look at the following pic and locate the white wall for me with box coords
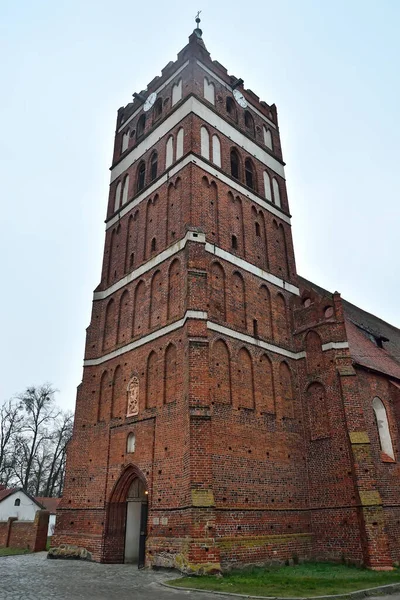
[0,491,38,522]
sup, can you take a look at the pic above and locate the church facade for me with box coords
[52,25,400,571]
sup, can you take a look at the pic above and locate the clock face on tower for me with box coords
[143,92,157,112]
[233,89,248,108]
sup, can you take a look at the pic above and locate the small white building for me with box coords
[0,487,44,522]
[0,487,60,537]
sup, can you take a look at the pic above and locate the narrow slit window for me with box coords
[150,152,158,181]
[136,114,146,140]
[263,126,273,150]
[244,111,255,136]
[153,97,162,121]
[165,136,174,169]
[137,162,146,191]
[245,159,255,189]
[121,131,129,153]
[253,319,258,337]
[127,433,136,453]
[226,97,237,121]
[372,397,395,460]
[231,235,238,250]
[272,178,281,207]
[230,149,240,179]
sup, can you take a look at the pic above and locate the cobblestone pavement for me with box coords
[0,553,217,600]
[1,553,400,600]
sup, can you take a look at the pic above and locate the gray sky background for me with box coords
[1,0,399,411]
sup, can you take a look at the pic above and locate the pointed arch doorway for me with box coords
[104,465,148,566]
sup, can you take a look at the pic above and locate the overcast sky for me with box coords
[1,0,399,411]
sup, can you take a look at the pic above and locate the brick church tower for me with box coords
[53,21,399,571]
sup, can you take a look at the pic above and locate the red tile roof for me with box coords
[35,497,61,514]
[345,318,400,380]
[0,488,17,502]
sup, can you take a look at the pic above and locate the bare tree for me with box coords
[0,400,24,486]
[42,411,73,497]
[0,384,73,497]
[16,384,59,491]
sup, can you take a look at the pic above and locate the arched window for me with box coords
[137,162,146,192]
[244,111,255,136]
[204,78,215,104]
[230,149,240,179]
[165,135,174,168]
[226,97,237,121]
[121,130,129,153]
[14,498,20,506]
[136,114,146,140]
[212,135,221,167]
[272,178,281,207]
[373,397,395,459]
[121,175,129,205]
[172,79,182,106]
[263,171,272,202]
[245,158,255,189]
[176,128,184,159]
[114,181,122,212]
[263,126,273,150]
[150,152,158,181]
[201,126,210,160]
[127,433,136,453]
[153,97,162,122]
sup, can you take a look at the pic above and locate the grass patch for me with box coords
[168,562,400,597]
[0,547,32,557]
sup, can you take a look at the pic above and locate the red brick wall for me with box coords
[0,511,49,552]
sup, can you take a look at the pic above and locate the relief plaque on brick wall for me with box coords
[127,376,139,417]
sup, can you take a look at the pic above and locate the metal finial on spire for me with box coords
[194,10,203,38]
[195,10,202,27]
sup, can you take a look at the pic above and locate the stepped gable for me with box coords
[298,275,400,379]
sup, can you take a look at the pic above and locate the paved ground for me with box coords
[1,553,400,600]
[0,552,216,600]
